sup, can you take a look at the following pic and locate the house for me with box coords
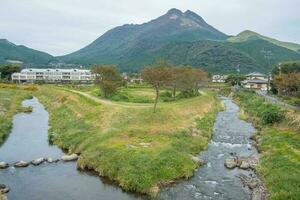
[12,68,94,83]
[212,75,227,83]
[242,72,269,90]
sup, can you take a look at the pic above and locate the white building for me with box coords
[212,75,227,83]
[12,68,94,83]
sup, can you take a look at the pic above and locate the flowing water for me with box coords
[157,98,258,200]
[0,97,141,200]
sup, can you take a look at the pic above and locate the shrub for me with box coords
[235,91,285,125]
[261,107,284,124]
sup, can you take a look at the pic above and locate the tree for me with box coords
[91,65,123,98]
[176,67,208,97]
[225,74,246,86]
[271,61,300,95]
[274,72,300,96]
[141,60,173,112]
[0,64,21,80]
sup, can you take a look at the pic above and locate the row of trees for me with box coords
[92,60,209,112]
[141,60,208,112]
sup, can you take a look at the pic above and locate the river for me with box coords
[0,97,258,200]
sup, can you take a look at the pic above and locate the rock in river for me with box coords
[240,161,250,169]
[14,161,29,168]
[0,162,9,169]
[0,184,9,194]
[31,158,45,166]
[190,155,205,166]
[225,158,237,169]
[61,154,78,161]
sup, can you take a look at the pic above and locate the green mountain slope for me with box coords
[229,39,300,72]
[59,9,228,65]
[0,39,55,64]
[119,39,300,74]
[228,30,300,52]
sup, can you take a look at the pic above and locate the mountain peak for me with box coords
[166,8,183,15]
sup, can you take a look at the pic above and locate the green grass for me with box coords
[0,87,33,145]
[234,91,300,200]
[33,85,221,196]
[257,129,300,200]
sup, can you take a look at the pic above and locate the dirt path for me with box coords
[67,89,152,108]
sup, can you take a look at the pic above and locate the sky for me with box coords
[0,0,299,56]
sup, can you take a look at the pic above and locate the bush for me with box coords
[261,107,284,124]
[178,90,200,98]
[235,91,285,125]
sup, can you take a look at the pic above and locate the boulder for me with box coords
[31,158,44,166]
[0,194,7,200]
[252,188,264,200]
[0,184,9,194]
[191,156,205,166]
[240,161,250,169]
[61,154,78,161]
[0,162,9,169]
[247,179,259,190]
[225,158,237,169]
[14,161,29,168]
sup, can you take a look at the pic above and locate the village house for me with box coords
[241,72,269,90]
[212,74,227,83]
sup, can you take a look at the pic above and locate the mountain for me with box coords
[59,9,300,74]
[59,8,228,65]
[228,30,300,52]
[0,39,55,65]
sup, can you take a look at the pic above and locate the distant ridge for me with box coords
[0,39,55,64]
[228,30,300,52]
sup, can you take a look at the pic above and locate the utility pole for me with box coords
[267,72,271,94]
[237,64,240,88]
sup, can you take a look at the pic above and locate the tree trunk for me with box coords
[172,85,176,98]
[153,86,160,113]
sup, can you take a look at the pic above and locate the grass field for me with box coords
[235,91,300,200]
[0,84,221,196]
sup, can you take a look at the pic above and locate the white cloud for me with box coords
[0,0,299,56]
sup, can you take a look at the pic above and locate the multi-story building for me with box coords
[12,68,94,83]
[241,72,269,90]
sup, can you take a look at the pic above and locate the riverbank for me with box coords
[234,91,300,200]
[0,84,221,197]
[0,85,35,145]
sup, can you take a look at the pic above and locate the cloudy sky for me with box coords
[1,0,299,56]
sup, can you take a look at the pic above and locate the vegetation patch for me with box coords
[33,85,221,196]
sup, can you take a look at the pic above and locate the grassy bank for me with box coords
[234,91,300,200]
[32,85,221,196]
[0,85,34,145]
